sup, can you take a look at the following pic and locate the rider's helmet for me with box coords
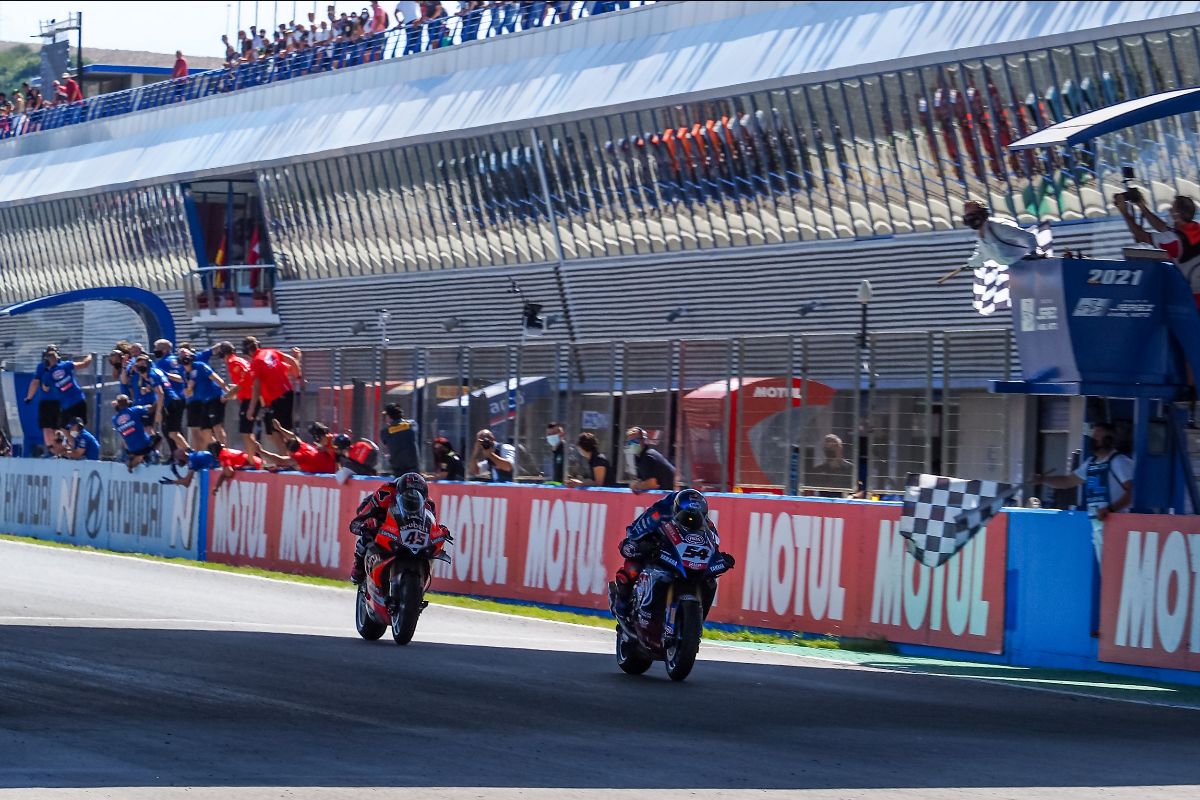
[672,489,708,533]
[393,472,429,520]
[331,433,353,451]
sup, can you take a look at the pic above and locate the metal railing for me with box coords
[280,327,1016,496]
[185,263,279,319]
[0,2,653,142]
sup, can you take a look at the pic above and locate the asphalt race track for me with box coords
[1,540,1198,800]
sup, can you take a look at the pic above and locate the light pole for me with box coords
[856,280,873,499]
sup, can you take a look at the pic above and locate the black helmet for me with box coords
[332,433,353,450]
[394,472,428,519]
[672,489,707,533]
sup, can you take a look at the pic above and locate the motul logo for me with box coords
[279,484,341,568]
[1114,530,1200,653]
[209,482,268,557]
[436,494,508,585]
[870,520,989,636]
[741,512,846,620]
[752,386,802,399]
[524,499,607,595]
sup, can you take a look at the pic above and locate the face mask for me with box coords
[136,365,148,373]
[546,434,561,448]
[154,350,168,359]
[625,441,642,456]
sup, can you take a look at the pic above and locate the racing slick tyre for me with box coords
[355,584,386,641]
[664,598,703,682]
[391,570,423,646]
[615,626,653,675]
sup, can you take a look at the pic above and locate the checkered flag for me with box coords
[899,473,1020,567]
[972,259,1010,316]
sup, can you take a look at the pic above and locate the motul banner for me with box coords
[203,475,1007,652]
[1099,514,1200,672]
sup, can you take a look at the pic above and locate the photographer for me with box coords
[1115,189,1200,280]
[471,428,515,482]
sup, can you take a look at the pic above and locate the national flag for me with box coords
[898,473,1021,567]
[212,235,228,290]
[247,226,260,265]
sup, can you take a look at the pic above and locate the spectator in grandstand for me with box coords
[457,1,486,40]
[489,0,517,36]
[545,421,566,483]
[422,2,449,48]
[256,420,338,473]
[380,403,421,476]
[62,72,82,103]
[63,418,100,461]
[625,426,675,492]
[221,34,237,63]
[111,394,158,471]
[333,433,381,477]
[51,80,68,105]
[806,433,855,497]
[209,442,265,494]
[431,436,465,481]
[569,431,614,488]
[962,199,1038,270]
[1035,421,1133,562]
[471,428,515,482]
[180,347,228,450]
[369,0,389,33]
[1115,191,1200,284]
[242,336,301,454]
[172,51,188,80]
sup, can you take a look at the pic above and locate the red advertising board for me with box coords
[1099,514,1200,672]
[206,474,1007,652]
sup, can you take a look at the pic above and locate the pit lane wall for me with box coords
[3,458,1199,684]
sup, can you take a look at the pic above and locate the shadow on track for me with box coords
[0,625,1196,790]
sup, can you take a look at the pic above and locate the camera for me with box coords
[1121,165,1143,204]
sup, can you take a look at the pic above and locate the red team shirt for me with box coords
[219,448,263,471]
[249,349,293,405]
[291,442,337,473]
[225,354,254,401]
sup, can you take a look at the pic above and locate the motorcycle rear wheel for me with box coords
[615,626,653,675]
[355,584,386,641]
[391,570,423,645]
[664,599,703,682]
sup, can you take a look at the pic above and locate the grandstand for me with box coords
[3,0,1200,492]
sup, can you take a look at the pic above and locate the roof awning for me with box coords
[1008,86,1200,151]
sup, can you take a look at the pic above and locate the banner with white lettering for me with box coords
[1099,514,1200,672]
[0,458,200,558]
[200,473,1007,653]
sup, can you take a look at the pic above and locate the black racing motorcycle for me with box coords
[608,521,733,682]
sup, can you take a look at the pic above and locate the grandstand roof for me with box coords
[2,0,1200,206]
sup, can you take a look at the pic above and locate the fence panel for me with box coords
[942,328,1016,483]
[795,333,860,497]
[868,330,935,496]
[620,339,675,485]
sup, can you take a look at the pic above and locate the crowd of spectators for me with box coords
[0,73,82,137]
[0,2,644,139]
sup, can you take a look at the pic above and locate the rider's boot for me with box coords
[350,538,366,585]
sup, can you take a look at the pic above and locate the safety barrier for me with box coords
[1,457,1197,685]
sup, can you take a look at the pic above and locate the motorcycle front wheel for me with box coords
[355,584,386,641]
[615,626,653,675]
[391,570,424,646]
[664,598,703,682]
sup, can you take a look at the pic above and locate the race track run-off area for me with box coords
[0,539,1198,800]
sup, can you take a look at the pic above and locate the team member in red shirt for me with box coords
[209,441,264,493]
[242,336,301,454]
[256,420,338,473]
[214,341,256,451]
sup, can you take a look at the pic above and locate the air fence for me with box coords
[0,456,1196,687]
[0,327,1019,496]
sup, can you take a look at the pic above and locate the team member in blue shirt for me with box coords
[111,394,158,470]
[63,418,101,461]
[130,354,168,450]
[151,341,189,457]
[180,347,229,450]
[160,445,219,487]
[23,345,93,455]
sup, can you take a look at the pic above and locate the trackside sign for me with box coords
[1100,515,1200,671]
